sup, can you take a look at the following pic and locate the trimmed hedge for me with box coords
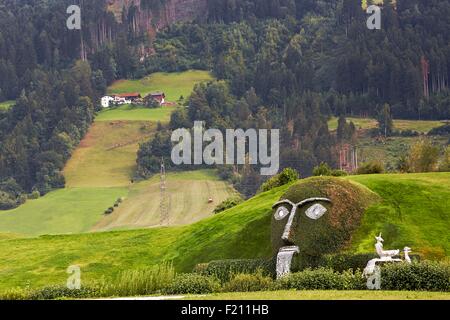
[28,285,99,300]
[164,274,220,295]
[275,268,366,291]
[196,258,276,282]
[222,272,274,292]
[381,261,450,291]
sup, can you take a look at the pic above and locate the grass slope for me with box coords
[0,173,449,291]
[328,117,447,134]
[96,105,176,122]
[107,70,214,101]
[0,187,127,237]
[64,121,155,187]
[93,170,235,231]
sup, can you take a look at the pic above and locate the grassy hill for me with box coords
[107,70,214,102]
[0,173,448,291]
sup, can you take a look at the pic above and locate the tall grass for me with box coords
[100,262,176,297]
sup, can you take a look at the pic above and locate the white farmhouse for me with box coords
[101,96,114,108]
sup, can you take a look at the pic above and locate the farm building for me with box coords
[145,92,166,105]
[115,93,142,101]
[101,96,114,108]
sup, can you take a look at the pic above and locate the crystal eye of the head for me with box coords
[274,206,289,220]
[305,203,327,220]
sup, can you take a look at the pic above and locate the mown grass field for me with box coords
[327,117,447,134]
[93,170,236,231]
[107,70,214,102]
[191,290,450,300]
[0,100,14,110]
[0,173,448,291]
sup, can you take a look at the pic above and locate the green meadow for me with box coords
[106,70,214,102]
[96,105,177,122]
[0,173,448,291]
[0,100,14,110]
[327,117,447,134]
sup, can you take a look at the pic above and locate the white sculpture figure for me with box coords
[374,233,400,259]
[363,233,410,278]
[404,246,412,263]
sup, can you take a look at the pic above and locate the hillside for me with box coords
[0,173,448,291]
[0,71,228,237]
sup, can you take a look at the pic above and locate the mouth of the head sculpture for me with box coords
[276,245,300,278]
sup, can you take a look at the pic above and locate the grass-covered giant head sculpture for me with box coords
[271,177,379,271]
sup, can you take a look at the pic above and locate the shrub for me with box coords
[164,274,220,295]
[259,168,299,193]
[407,138,440,173]
[28,285,99,300]
[213,196,244,214]
[0,288,31,300]
[331,169,348,177]
[313,163,348,177]
[319,253,378,272]
[275,268,365,290]
[356,161,385,174]
[222,272,273,292]
[199,258,275,283]
[381,261,450,291]
[313,162,332,176]
[28,190,40,200]
[101,263,175,297]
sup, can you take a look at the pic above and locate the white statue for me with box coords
[363,233,411,277]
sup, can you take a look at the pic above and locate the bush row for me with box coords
[1,261,448,300]
[194,258,276,282]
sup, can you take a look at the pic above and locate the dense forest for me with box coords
[137,0,450,195]
[1,0,450,204]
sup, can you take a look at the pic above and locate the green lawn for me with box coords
[0,173,448,291]
[191,290,450,300]
[96,105,177,122]
[328,117,447,134]
[0,100,14,110]
[107,70,214,102]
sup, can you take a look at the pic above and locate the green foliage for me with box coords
[198,259,276,283]
[313,163,348,177]
[28,285,99,300]
[213,196,244,214]
[101,263,176,297]
[222,272,273,293]
[381,261,450,292]
[356,161,385,174]
[275,268,366,291]
[164,274,220,295]
[259,168,299,193]
[407,138,441,173]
